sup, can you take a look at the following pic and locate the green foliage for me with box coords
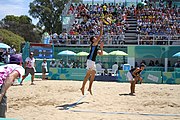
[3,15,32,24]
[19,15,32,24]
[29,0,69,33]
[3,15,20,23]
[2,15,41,43]
[0,29,25,52]
[72,0,82,3]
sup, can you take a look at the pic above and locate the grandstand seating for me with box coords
[45,1,180,46]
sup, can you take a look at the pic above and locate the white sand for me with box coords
[5,79,180,120]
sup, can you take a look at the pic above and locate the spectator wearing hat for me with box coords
[42,58,47,80]
[20,52,36,85]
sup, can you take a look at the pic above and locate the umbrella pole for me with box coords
[165,58,168,72]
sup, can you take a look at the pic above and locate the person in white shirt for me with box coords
[66,60,73,68]
[58,60,64,68]
[0,61,25,118]
[50,59,57,68]
[42,58,47,80]
[20,52,36,85]
[3,51,10,64]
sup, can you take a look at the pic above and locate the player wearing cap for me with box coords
[20,52,36,85]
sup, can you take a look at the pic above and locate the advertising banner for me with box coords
[162,72,180,84]
[141,71,162,83]
[48,68,86,80]
[118,70,162,83]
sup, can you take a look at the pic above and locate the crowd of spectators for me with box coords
[43,1,180,46]
[50,59,82,68]
[68,3,128,35]
[137,59,180,68]
[137,0,180,45]
[0,46,16,63]
[50,3,137,45]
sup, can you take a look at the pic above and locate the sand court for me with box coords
[5,80,180,120]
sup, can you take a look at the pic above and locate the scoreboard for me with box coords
[30,43,53,59]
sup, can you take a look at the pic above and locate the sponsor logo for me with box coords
[147,74,159,82]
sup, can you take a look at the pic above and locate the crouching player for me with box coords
[0,62,25,118]
[126,64,146,95]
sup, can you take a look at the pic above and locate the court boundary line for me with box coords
[69,109,180,117]
[58,92,180,117]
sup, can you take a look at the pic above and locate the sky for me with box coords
[0,0,38,25]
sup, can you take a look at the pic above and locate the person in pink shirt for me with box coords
[0,61,25,118]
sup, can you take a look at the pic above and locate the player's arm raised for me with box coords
[94,22,103,45]
[97,42,104,56]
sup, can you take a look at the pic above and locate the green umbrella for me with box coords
[57,50,76,56]
[109,50,128,56]
[76,51,89,68]
[76,51,89,56]
[109,50,128,64]
[98,50,109,56]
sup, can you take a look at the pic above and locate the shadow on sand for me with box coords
[119,93,136,96]
[56,102,89,110]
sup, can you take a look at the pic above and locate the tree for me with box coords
[2,15,41,43]
[72,0,82,3]
[0,29,25,52]
[29,0,69,34]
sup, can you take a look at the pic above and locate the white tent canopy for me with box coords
[0,43,11,49]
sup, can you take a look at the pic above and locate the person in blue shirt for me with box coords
[80,21,104,95]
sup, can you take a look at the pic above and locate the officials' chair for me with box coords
[96,63,105,75]
[107,64,119,76]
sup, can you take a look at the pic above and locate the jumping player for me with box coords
[80,22,104,95]
[126,64,146,95]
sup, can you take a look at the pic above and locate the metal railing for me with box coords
[49,34,180,46]
[51,34,126,46]
[138,34,180,45]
